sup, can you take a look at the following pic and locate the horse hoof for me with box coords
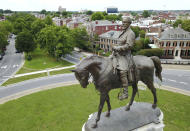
[152,104,157,109]
[125,107,130,111]
[91,123,97,128]
[105,112,110,117]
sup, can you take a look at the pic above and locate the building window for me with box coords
[106,26,108,30]
[175,50,178,56]
[168,50,173,55]
[180,50,186,56]
[115,26,117,30]
[188,50,190,56]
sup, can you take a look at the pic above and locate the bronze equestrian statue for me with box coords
[72,55,162,128]
[72,17,162,128]
[110,17,135,100]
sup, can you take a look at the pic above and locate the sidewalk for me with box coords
[13,65,76,78]
[162,64,190,70]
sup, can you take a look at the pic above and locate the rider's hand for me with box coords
[113,46,120,52]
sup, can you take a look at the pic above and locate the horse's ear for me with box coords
[71,69,77,72]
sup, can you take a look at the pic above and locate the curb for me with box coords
[0,81,79,104]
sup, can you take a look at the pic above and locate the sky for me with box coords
[0,0,190,11]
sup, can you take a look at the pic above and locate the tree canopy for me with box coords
[91,12,105,21]
[142,10,150,18]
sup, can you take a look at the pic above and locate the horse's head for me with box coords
[71,68,89,88]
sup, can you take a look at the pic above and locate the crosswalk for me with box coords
[0,64,19,69]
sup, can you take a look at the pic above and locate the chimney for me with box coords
[95,21,98,24]
[158,26,162,38]
[178,24,181,28]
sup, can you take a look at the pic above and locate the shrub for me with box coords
[137,48,164,58]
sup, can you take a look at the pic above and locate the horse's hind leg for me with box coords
[125,83,137,111]
[146,81,157,109]
[105,94,111,117]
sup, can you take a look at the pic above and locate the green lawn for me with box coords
[0,84,189,131]
[17,48,73,74]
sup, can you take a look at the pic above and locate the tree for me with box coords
[139,30,145,38]
[62,11,68,18]
[0,32,8,53]
[91,12,104,21]
[71,27,90,51]
[86,10,93,15]
[31,19,46,38]
[105,14,122,21]
[173,19,183,28]
[36,25,74,58]
[131,26,140,38]
[15,31,36,60]
[142,10,150,18]
[13,18,27,34]
[182,20,190,32]
[4,9,12,13]
[131,12,137,16]
[40,9,47,14]
[44,15,53,25]
[0,20,13,36]
[0,9,3,14]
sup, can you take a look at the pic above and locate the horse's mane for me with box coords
[76,55,104,70]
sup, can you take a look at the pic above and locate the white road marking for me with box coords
[179,82,188,85]
[13,64,19,68]
[0,65,7,69]
[167,79,177,82]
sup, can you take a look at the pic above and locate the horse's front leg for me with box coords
[126,83,137,111]
[105,94,111,117]
[91,93,106,128]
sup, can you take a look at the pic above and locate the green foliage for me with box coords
[44,15,53,25]
[173,19,183,28]
[36,25,74,58]
[91,12,105,21]
[131,26,140,38]
[161,19,166,23]
[131,12,138,16]
[139,30,145,38]
[0,20,13,36]
[137,48,163,57]
[0,32,8,52]
[71,27,90,51]
[31,19,46,38]
[105,14,122,21]
[7,13,36,34]
[86,10,93,15]
[16,30,36,55]
[40,9,47,14]
[142,10,150,18]
[182,19,190,32]
[61,11,68,18]
[0,84,189,130]
[132,40,143,53]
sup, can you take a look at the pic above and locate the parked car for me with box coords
[0,54,3,60]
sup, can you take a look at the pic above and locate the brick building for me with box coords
[86,20,122,37]
[154,26,190,61]
[98,30,122,51]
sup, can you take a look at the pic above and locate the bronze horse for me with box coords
[71,55,162,128]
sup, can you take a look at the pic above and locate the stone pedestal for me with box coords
[82,102,165,131]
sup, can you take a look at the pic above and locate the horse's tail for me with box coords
[150,56,162,81]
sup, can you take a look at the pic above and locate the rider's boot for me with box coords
[118,70,128,100]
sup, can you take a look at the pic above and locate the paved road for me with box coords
[162,69,190,91]
[0,36,24,85]
[0,51,189,101]
[0,73,75,99]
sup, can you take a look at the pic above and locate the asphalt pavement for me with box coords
[0,36,24,85]
[0,51,189,104]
